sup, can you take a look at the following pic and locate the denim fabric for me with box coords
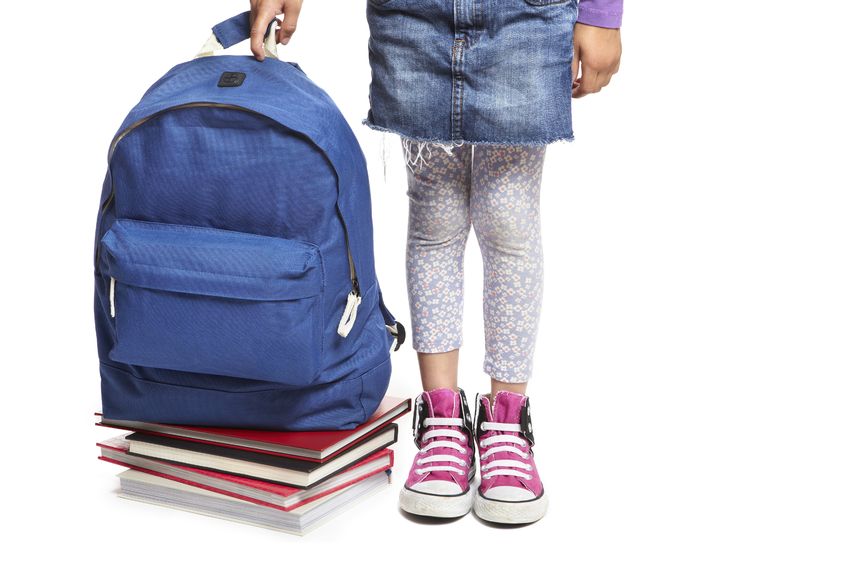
[365,0,579,145]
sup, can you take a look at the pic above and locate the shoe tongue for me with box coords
[490,391,526,424]
[422,388,461,418]
[484,392,530,491]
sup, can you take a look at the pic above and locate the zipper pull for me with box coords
[109,277,116,318]
[337,281,362,338]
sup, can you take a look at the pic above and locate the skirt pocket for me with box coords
[100,219,324,385]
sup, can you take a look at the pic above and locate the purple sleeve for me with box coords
[577,0,623,29]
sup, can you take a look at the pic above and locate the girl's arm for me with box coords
[572,0,623,97]
[250,0,304,61]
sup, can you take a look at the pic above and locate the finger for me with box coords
[278,2,302,45]
[571,43,581,89]
[251,9,276,61]
[573,68,601,98]
[572,69,589,98]
[275,18,284,44]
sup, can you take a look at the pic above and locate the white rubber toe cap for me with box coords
[409,479,463,496]
[483,485,536,502]
[474,490,548,524]
[399,477,477,518]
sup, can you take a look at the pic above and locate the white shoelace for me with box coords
[415,417,468,476]
[479,421,534,480]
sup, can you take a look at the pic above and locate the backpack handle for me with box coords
[197,12,278,59]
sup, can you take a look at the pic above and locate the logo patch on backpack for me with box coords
[218,72,246,88]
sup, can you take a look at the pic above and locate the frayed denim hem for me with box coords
[361,120,575,148]
[363,119,573,173]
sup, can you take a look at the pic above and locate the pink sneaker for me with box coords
[399,388,477,518]
[473,391,548,524]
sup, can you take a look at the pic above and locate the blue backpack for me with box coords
[93,13,405,431]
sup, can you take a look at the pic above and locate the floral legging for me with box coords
[404,141,546,383]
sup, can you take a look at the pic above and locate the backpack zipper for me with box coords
[100,102,362,335]
[337,225,362,338]
[109,276,116,318]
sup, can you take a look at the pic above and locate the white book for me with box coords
[117,468,390,535]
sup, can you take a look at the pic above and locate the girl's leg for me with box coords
[400,142,478,518]
[469,145,547,394]
[404,142,473,391]
[469,145,549,525]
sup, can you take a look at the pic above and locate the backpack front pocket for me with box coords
[100,220,324,385]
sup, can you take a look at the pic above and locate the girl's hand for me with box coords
[249,0,303,61]
[571,23,622,98]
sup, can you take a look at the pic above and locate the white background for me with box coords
[1,1,846,563]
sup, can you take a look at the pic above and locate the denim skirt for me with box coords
[365,0,579,145]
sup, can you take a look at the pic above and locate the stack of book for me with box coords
[96,396,410,535]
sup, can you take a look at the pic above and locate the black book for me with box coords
[125,424,398,488]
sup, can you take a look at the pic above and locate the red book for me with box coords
[98,434,394,512]
[96,396,410,462]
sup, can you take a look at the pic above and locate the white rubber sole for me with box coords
[399,481,476,518]
[473,490,549,524]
